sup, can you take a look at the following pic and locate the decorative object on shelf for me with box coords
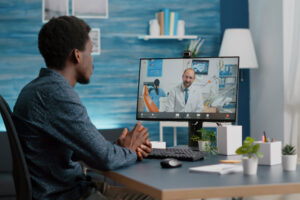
[177,20,185,36]
[219,28,258,82]
[236,137,263,175]
[185,37,205,57]
[191,128,217,154]
[149,19,160,36]
[282,144,297,171]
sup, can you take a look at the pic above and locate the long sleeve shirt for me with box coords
[12,68,137,200]
[165,83,204,112]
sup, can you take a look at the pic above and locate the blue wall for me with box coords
[0,0,249,146]
[220,0,250,139]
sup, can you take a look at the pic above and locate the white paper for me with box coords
[150,141,166,149]
[189,164,243,175]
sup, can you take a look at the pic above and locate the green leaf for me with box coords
[235,136,264,158]
[282,144,296,155]
[252,144,260,153]
[256,152,264,158]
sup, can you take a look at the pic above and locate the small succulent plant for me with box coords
[282,144,296,155]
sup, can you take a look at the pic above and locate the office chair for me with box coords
[0,95,32,200]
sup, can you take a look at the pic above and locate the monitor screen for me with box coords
[136,57,239,122]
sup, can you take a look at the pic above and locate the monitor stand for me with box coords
[188,120,203,150]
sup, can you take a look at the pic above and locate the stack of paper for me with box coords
[189,164,243,175]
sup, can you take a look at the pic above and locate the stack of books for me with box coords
[156,8,180,36]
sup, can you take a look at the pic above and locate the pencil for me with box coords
[220,160,241,164]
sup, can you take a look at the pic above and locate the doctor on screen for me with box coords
[165,68,203,112]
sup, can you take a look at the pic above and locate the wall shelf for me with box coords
[138,35,197,41]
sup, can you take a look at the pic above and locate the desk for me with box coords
[99,155,300,200]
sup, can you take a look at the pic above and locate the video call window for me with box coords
[137,57,239,122]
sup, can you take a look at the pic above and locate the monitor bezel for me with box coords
[136,56,240,123]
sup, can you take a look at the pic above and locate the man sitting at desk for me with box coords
[12,16,153,200]
[165,68,203,112]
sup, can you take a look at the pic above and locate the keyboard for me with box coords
[147,148,206,161]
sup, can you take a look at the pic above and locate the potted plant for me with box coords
[191,128,217,154]
[183,37,205,58]
[282,144,297,171]
[236,137,263,175]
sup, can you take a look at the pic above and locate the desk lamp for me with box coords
[219,28,258,81]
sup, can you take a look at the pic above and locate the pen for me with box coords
[220,160,241,164]
[264,131,267,142]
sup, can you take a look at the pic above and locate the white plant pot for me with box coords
[282,154,297,171]
[242,157,258,175]
[198,141,210,151]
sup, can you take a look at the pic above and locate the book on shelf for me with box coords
[163,8,170,35]
[155,9,180,36]
[173,12,179,35]
[169,12,175,36]
[157,11,164,35]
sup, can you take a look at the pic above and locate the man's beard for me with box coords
[78,76,90,84]
[184,81,191,88]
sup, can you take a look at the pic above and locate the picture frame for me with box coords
[89,28,101,55]
[42,0,69,23]
[192,60,209,75]
[72,0,109,19]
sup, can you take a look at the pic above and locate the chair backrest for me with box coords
[0,95,32,200]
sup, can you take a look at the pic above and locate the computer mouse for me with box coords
[160,158,182,168]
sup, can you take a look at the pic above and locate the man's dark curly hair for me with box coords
[38,16,91,70]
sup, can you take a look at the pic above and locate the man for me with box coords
[12,16,152,200]
[165,68,203,112]
[149,79,166,110]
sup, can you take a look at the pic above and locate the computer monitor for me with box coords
[136,57,239,146]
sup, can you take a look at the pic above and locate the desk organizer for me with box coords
[254,141,282,165]
[217,126,242,155]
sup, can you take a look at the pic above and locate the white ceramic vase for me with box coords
[282,154,297,171]
[149,19,160,36]
[198,141,210,151]
[242,157,258,175]
[177,20,185,36]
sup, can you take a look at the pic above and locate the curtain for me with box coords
[284,0,300,155]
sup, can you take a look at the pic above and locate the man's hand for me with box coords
[116,122,151,160]
[136,139,152,161]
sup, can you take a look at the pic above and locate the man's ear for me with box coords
[72,49,81,64]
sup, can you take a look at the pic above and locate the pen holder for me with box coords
[254,141,282,165]
[217,126,242,155]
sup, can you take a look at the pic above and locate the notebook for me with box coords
[189,164,243,175]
